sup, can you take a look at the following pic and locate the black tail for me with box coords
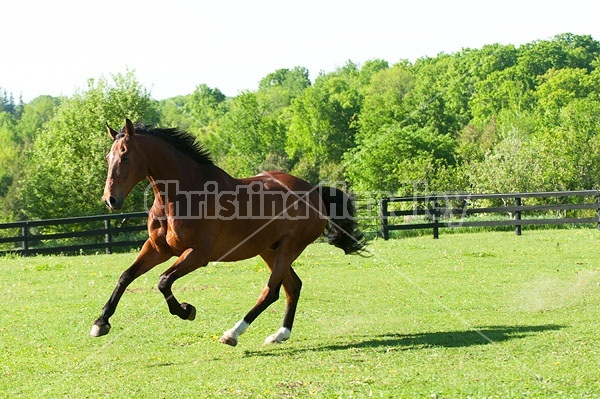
[318,186,366,255]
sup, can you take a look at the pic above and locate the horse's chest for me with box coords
[165,222,187,251]
[163,218,207,253]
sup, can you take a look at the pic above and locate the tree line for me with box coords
[1,32,600,222]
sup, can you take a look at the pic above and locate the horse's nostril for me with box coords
[107,196,117,208]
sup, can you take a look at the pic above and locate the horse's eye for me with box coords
[122,154,129,162]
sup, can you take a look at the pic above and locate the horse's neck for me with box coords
[148,164,236,193]
[143,141,238,205]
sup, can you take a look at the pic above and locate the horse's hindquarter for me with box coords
[236,172,327,241]
[240,172,325,224]
[211,172,326,261]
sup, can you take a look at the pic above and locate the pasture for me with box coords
[1,229,599,398]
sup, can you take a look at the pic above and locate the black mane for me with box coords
[123,124,213,165]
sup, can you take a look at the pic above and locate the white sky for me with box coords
[2,0,599,102]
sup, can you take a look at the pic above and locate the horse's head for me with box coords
[102,119,147,210]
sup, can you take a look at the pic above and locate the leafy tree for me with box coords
[455,118,499,163]
[157,85,227,145]
[184,84,226,134]
[466,132,545,193]
[534,67,597,126]
[357,63,415,144]
[258,66,311,98]
[286,65,362,182]
[467,97,600,194]
[19,71,158,219]
[517,33,600,81]
[345,124,455,193]
[469,66,535,124]
[405,53,474,135]
[533,99,600,190]
[468,44,518,80]
[211,91,288,177]
[16,95,62,143]
[210,69,310,177]
[355,58,390,87]
[157,95,193,130]
[0,88,21,117]
[0,112,18,199]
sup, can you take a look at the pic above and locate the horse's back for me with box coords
[241,171,313,192]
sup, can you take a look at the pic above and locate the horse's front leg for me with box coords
[157,248,208,321]
[90,240,170,337]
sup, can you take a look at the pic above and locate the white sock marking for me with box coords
[223,319,249,341]
[264,327,291,344]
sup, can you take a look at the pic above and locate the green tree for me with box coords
[466,132,545,193]
[517,33,600,81]
[357,59,390,86]
[19,71,158,219]
[0,112,18,199]
[405,53,474,136]
[184,84,226,135]
[16,95,62,143]
[357,62,415,144]
[286,65,362,182]
[211,91,288,177]
[345,124,455,193]
[455,118,499,163]
[466,99,600,193]
[533,99,600,190]
[258,66,311,98]
[534,67,597,127]
[210,68,311,177]
[157,95,193,130]
[0,88,20,117]
[157,85,227,144]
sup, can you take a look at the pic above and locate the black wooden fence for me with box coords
[380,190,600,239]
[2,190,599,255]
[0,212,147,256]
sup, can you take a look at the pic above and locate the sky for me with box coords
[2,0,600,102]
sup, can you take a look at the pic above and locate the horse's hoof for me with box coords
[219,335,238,347]
[90,322,111,337]
[264,327,291,345]
[182,303,196,321]
[264,334,281,344]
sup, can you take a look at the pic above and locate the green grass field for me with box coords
[1,229,600,398]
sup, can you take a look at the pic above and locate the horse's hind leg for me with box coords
[219,252,282,346]
[219,245,304,346]
[264,265,302,344]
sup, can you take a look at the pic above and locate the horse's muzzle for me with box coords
[103,194,123,211]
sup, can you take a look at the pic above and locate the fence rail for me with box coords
[3,190,599,255]
[380,190,600,239]
[0,212,148,256]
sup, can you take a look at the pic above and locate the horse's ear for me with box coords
[106,123,119,141]
[124,119,135,137]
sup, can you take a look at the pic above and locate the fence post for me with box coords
[104,218,112,254]
[596,193,600,231]
[21,223,30,256]
[514,197,522,236]
[432,198,440,239]
[380,198,389,240]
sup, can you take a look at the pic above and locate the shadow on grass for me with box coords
[244,324,564,357]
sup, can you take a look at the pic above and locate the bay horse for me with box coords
[90,119,364,346]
